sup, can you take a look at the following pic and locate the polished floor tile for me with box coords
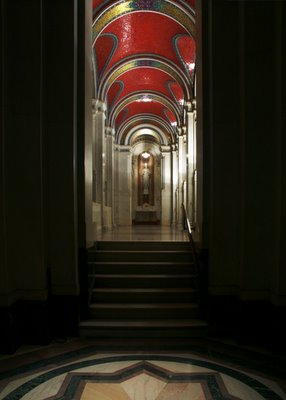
[95,226,189,242]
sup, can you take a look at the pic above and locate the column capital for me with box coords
[181,125,187,135]
[185,99,196,113]
[176,126,183,136]
[185,101,193,113]
[105,126,115,138]
[93,99,107,114]
[118,144,131,153]
[171,142,178,152]
[160,145,171,153]
[177,125,187,137]
[92,98,97,113]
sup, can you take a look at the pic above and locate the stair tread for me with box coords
[94,241,189,243]
[91,287,197,292]
[88,274,196,278]
[91,249,192,253]
[89,303,199,309]
[80,319,208,328]
[88,261,194,265]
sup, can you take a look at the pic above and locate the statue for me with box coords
[142,163,151,205]
[142,163,151,195]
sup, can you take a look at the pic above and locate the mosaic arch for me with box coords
[109,92,181,128]
[93,0,196,145]
[117,115,174,145]
[124,125,170,146]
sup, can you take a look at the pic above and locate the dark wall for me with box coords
[202,0,286,349]
[0,0,90,353]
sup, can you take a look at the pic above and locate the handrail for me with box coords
[182,205,193,238]
[182,203,202,311]
[182,204,197,270]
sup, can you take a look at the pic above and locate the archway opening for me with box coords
[86,0,202,244]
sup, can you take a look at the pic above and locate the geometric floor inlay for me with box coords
[0,354,285,400]
[45,362,242,400]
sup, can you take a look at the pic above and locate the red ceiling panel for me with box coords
[107,68,184,109]
[96,12,189,74]
[93,1,195,144]
[175,35,196,80]
[114,100,176,130]
[95,33,118,77]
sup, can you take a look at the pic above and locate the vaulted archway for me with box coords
[90,0,199,233]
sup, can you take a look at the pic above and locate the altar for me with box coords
[134,205,160,224]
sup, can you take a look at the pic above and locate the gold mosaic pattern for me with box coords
[94,3,133,39]
[92,0,195,40]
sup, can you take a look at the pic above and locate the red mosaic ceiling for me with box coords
[93,0,195,143]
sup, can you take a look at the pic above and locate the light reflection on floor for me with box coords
[95,225,189,242]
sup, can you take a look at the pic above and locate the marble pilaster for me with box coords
[93,100,106,230]
[177,127,186,229]
[171,143,179,226]
[186,100,197,227]
[117,146,132,225]
[161,146,172,225]
[104,126,115,229]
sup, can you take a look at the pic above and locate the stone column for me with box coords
[177,126,186,229]
[104,126,115,229]
[114,144,119,226]
[94,100,106,231]
[186,100,196,227]
[118,146,132,225]
[92,99,97,203]
[193,101,198,229]
[182,125,188,207]
[171,143,178,226]
[161,145,172,225]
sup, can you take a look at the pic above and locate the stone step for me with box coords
[88,261,196,275]
[79,319,208,338]
[83,240,205,341]
[88,274,198,288]
[94,241,191,251]
[88,250,194,263]
[90,287,198,303]
[69,337,206,351]
[88,302,200,319]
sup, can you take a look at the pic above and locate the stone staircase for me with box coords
[79,241,207,343]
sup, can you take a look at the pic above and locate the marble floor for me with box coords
[0,339,285,400]
[94,225,189,242]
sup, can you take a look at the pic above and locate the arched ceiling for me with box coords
[92,0,195,145]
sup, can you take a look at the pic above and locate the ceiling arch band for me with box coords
[99,55,192,102]
[128,127,165,146]
[117,115,175,145]
[92,0,195,43]
[119,121,172,146]
[109,92,181,128]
